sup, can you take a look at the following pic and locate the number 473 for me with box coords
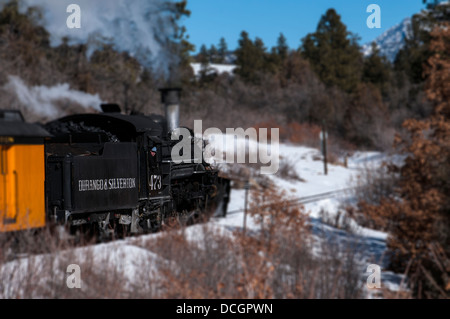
[149,175,162,191]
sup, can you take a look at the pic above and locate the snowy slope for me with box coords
[190,63,236,77]
[362,17,412,62]
[0,140,406,298]
[213,140,405,296]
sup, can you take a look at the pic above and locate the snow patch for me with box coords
[362,17,412,62]
[190,63,236,77]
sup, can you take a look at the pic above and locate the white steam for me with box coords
[4,75,103,117]
[0,0,180,72]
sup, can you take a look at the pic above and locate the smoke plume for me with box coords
[0,0,181,73]
[4,75,103,118]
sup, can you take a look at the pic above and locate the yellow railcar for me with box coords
[0,110,50,232]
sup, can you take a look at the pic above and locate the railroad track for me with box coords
[4,187,356,261]
[225,187,355,216]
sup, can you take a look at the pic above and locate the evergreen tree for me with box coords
[234,31,268,83]
[300,9,363,93]
[276,33,288,61]
[209,44,219,63]
[267,33,289,74]
[218,37,228,63]
[171,0,195,84]
[359,23,450,298]
[254,37,266,57]
[394,17,430,84]
[198,44,211,82]
[198,44,209,64]
[394,3,450,84]
[363,42,391,96]
[423,0,448,9]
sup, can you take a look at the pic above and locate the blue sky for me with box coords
[184,0,427,53]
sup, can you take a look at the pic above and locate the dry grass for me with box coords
[345,162,399,231]
[0,189,376,299]
[0,228,150,298]
[133,189,366,299]
[277,158,305,182]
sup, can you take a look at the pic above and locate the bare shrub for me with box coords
[346,163,399,230]
[277,158,305,182]
[0,227,143,299]
[285,122,321,147]
[0,190,365,299]
[353,163,398,206]
[0,227,78,298]
[132,189,365,299]
[318,207,356,233]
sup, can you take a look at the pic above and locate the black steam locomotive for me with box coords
[0,88,230,238]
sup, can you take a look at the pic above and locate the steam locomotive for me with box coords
[0,88,230,238]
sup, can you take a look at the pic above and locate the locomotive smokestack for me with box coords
[159,88,182,133]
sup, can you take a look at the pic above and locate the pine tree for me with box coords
[394,3,450,84]
[218,37,228,63]
[362,42,391,96]
[254,37,267,63]
[423,0,448,9]
[359,23,450,298]
[171,0,195,84]
[234,31,268,83]
[276,33,288,61]
[266,33,289,75]
[208,44,219,63]
[394,18,430,84]
[197,44,211,82]
[234,31,252,81]
[198,44,209,64]
[300,9,363,93]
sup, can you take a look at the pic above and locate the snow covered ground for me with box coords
[0,138,407,298]
[211,140,407,297]
[190,63,236,77]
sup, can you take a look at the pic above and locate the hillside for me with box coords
[0,141,406,298]
[362,17,412,62]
